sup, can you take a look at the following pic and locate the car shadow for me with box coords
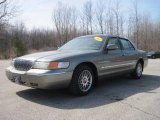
[16,74,160,109]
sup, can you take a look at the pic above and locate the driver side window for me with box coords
[107,38,120,50]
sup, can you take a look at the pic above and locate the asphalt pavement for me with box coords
[0,59,160,120]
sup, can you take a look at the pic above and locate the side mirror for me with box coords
[106,44,119,50]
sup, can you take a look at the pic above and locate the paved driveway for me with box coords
[0,60,160,120]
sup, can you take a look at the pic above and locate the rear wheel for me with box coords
[69,65,94,96]
[131,61,143,79]
[152,55,156,59]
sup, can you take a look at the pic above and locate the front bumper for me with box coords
[6,67,73,89]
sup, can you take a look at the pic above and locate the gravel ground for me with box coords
[0,59,160,120]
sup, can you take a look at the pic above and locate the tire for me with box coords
[152,55,156,59]
[69,65,94,96]
[131,61,143,79]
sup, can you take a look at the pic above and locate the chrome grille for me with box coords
[14,59,33,71]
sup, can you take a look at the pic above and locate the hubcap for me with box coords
[137,63,142,77]
[78,70,93,92]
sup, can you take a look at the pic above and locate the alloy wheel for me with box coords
[78,70,93,92]
[137,63,142,77]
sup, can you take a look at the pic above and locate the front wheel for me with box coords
[69,65,94,96]
[131,61,143,79]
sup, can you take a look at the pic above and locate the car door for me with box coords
[119,38,138,70]
[100,37,125,76]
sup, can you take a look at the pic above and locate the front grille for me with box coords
[14,59,33,71]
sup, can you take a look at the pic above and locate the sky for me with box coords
[10,0,160,30]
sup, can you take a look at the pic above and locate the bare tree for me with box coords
[0,0,17,58]
[113,0,120,36]
[96,1,105,34]
[82,0,94,35]
[0,0,8,22]
[127,15,133,39]
[119,15,124,36]
[143,16,150,51]
[133,0,140,48]
[80,14,85,35]
[53,2,79,46]
[0,0,17,24]
[53,2,63,46]
[68,8,78,38]
[106,2,115,35]
[1,0,160,59]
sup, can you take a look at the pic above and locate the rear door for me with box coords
[119,38,138,70]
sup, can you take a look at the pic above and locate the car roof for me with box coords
[79,34,107,38]
[78,34,128,40]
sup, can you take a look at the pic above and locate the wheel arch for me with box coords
[73,61,98,86]
[138,58,144,70]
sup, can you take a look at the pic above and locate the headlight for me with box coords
[33,62,70,70]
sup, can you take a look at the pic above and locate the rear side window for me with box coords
[120,39,135,50]
[127,41,135,50]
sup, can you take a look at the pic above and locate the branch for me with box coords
[0,0,6,5]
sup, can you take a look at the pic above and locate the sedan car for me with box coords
[6,35,148,96]
[147,51,160,59]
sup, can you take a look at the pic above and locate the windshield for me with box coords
[59,36,105,50]
[148,51,155,54]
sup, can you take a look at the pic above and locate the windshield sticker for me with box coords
[95,37,103,42]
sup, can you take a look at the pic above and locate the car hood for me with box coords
[16,50,99,62]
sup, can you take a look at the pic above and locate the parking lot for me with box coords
[0,59,160,120]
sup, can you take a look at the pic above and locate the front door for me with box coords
[100,37,125,76]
